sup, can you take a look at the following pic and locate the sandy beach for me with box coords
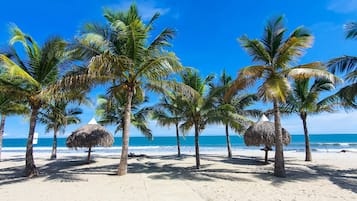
[0,150,356,201]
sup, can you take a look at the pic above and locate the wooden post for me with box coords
[87,146,92,163]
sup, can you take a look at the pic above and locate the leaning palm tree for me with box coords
[281,78,336,161]
[75,4,181,175]
[0,94,29,161]
[38,100,82,159]
[231,16,335,177]
[96,93,152,139]
[328,22,357,107]
[210,70,260,158]
[152,91,184,157]
[0,26,71,176]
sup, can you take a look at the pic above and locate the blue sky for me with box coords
[1,0,357,138]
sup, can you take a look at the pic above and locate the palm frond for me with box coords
[328,56,357,74]
[345,22,357,39]
[287,62,338,83]
[148,28,175,50]
[275,27,313,68]
[239,36,271,64]
[262,15,285,61]
[0,54,39,87]
[259,75,290,102]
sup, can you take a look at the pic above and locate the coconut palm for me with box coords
[0,94,29,161]
[179,69,247,168]
[210,70,260,158]
[96,93,152,139]
[152,91,184,157]
[328,22,357,107]
[75,4,181,175]
[38,100,82,159]
[179,69,215,169]
[231,16,335,177]
[281,78,335,161]
[0,25,71,176]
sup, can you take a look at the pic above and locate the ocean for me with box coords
[2,134,357,154]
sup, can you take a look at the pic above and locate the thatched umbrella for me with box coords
[66,118,114,162]
[244,115,291,163]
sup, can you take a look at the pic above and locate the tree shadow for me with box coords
[126,154,264,182]
[252,161,357,194]
[309,165,357,193]
[1,154,356,194]
[0,165,28,186]
[0,155,25,162]
[200,154,268,166]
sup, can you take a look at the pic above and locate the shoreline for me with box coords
[2,145,357,154]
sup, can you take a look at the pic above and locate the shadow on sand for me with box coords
[0,154,356,193]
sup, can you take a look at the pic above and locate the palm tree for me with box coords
[38,100,82,159]
[328,22,357,107]
[179,69,247,168]
[75,4,181,175]
[96,93,152,139]
[152,91,184,157]
[179,69,215,169]
[281,78,335,161]
[0,26,71,176]
[231,16,335,177]
[0,94,29,161]
[210,70,260,158]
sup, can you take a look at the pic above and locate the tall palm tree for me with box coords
[231,16,335,177]
[96,93,152,139]
[0,26,71,176]
[0,94,29,161]
[152,91,184,157]
[210,70,260,158]
[38,100,82,159]
[75,4,181,175]
[328,22,357,107]
[179,69,248,168]
[281,78,335,161]
[179,69,215,169]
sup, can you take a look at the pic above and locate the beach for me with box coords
[0,150,356,201]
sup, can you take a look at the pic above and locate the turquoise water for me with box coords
[3,134,357,153]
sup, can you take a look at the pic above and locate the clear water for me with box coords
[3,134,357,153]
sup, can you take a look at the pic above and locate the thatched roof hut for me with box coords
[244,115,291,163]
[66,118,114,162]
[244,121,291,147]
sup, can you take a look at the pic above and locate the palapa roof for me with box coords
[66,121,114,148]
[244,121,291,147]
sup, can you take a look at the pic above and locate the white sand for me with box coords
[0,150,356,201]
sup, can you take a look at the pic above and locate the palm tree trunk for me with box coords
[175,123,181,157]
[25,106,40,177]
[225,124,232,159]
[50,128,58,160]
[0,115,5,161]
[194,122,200,169]
[273,99,286,177]
[118,89,133,176]
[87,146,92,163]
[301,113,312,161]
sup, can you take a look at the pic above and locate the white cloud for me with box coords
[3,132,8,137]
[327,0,357,14]
[108,0,170,20]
